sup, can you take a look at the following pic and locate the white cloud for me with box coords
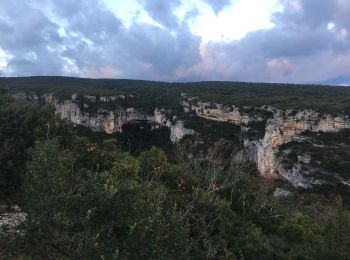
[191,0,281,42]
[103,0,164,28]
[0,48,12,75]
[104,0,281,42]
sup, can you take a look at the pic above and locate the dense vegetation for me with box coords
[76,123,175,156]
[2,76,350,114]
[0,94,75,200]
[2,134,350,258]
[1,81,350,259]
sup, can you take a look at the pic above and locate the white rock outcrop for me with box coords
[273,188,291,198]
[250,110,350,187]
[181,97,255,125]
[170,121,195,143]
[9,92,194,142]
[55,100,194,142]
[182,96,350,187]
[0,205,27,236]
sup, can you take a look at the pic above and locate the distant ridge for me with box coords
[0,76,348,89]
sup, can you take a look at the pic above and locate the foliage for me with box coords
[1,136,349,259]
[1,86,350,259]
[2,76,350,114]
[323,202,350,259]
[138,147,168,178]
[0,95,74,200]
[8,139,191,259]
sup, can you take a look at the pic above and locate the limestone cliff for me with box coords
[9,91,350,187]
[170,121,195,143]
[9,92,194,142]
[54,100,147,134]
[181,94,350,187]
[55,99,193,142]
[54,94,350,186]
[181,95,261,125]
[247,109,350,187]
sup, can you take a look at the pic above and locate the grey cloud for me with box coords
[178,0,350,84]
[203,0,231,14]
[273,0,337,29]
[139,0,181,29]
[0,3,61,50]
[239,26,338,58]
[7,51,64,76]
[323,75,350,85]
[0,0,349,84]
[0,0,64,75]
[0,18,12,34]
[120,23,200,71]
[84,21,202,81]
[337,1,350,29]
[47,0,123,43]
[0,0,201,80]
[52,0,201,80]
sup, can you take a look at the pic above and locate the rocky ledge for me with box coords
[181,94,350,188]
[0,205,27,236]
[9,92,194,143]
[240,109,350,188]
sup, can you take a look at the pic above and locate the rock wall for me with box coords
[0,205,27,236]
[54,100,146,134]
[55,99,194,142]
[9,92,194,142]
[182,95,350,187]
[249,109,350,187]
[181,95,261,125]
[170,121,195,143]
[10,91,350,187]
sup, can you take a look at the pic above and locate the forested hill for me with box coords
[1,76,350,113]
[0,76,162,90]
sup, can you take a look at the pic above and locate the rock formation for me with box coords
[170,121,195,143]
[181,94,350,188]
[10,91,350,187]
[0,205,27,236]
[181,95,261,125]
[244,109,350,187]
[9,92,194,142]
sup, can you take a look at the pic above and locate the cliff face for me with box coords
[181,95,350,188]
[181,95,261,125]
[170,121,195,143]
[56,99,194,142]
[9,91,350,187]
[251,110,350,187]
[54,100,150,134]
[10,92,194,142]
[0,205,27,236]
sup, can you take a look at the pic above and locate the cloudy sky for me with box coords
[0,0,349,84]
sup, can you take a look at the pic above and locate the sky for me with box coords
[0,0,350,85]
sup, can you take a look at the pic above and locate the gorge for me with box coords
[9,90,350,190]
